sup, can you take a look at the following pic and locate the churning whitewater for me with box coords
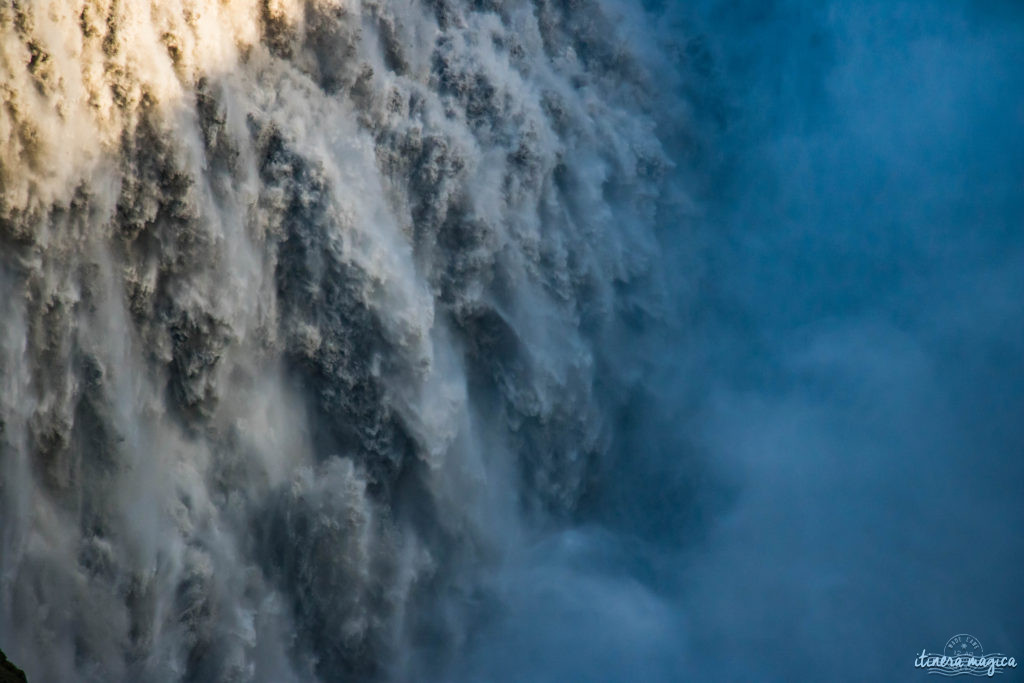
[0,0,686,679]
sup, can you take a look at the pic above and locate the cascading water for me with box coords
[0,0,690,679]
[7,1,1023,680]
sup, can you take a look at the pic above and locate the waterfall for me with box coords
[7,1,1020,680]
[0,0,687,679]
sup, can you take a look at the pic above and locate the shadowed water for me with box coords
[1,0,1021,680]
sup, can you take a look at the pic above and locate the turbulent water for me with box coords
[0,0,690,680]
[5,0,1024,680]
